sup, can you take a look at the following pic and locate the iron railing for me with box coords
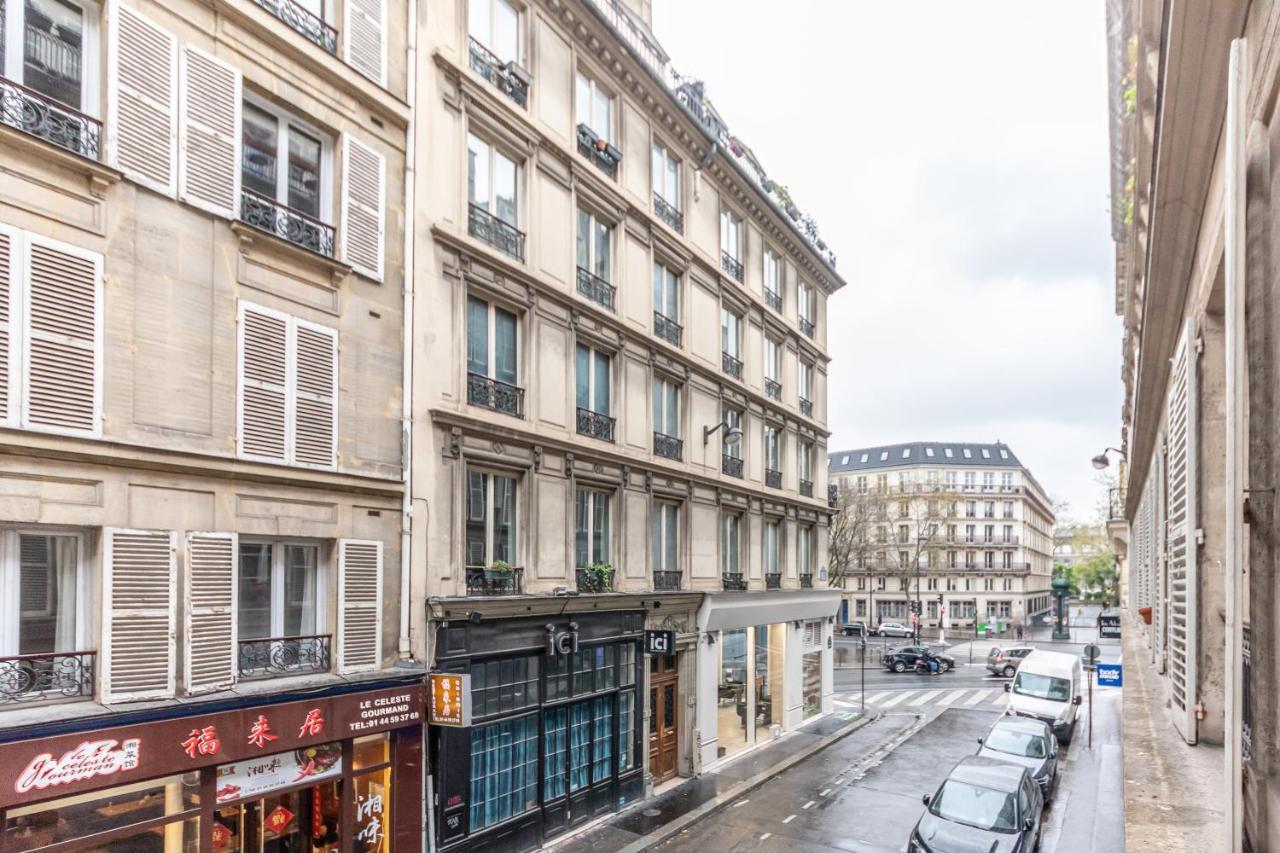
[0,651,94,705]
[722,573,747,591]
[653,570,682,591]
[241,189,335,256]
[828,484,839,507]
[722,454,743,478]
[654,431,682,461]
[764,378,782,400]
[468,204,525,260]
[468,372,525,417]
[800,479,813,498]
[466,565,524,595]
[722,351,742,379]
[1,76,100,160]
[800,397,813,417]
[252,0,338,53]
[799,317,815,337]
[576,266,616,311]
[238,635,331,679]
[576,124,621,178]
[653,192,683,232]
[468,37,529,107]
[577,407,616,442]
[654,311,682,346]
[575,567,615,593]
[799,574,813,589]
[721,251,743,282]
[764,288,782,312]
[765,573,781,590]
[765,468,782,489]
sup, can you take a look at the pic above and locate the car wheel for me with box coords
[893,660,906,673]
[1003,665,1016,678]
[937,661,950,673]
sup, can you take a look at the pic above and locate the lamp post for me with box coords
[1091,447,1127,470]
[914,534,926,642]
[1051,575,1072,641]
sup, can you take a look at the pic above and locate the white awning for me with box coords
[697,589,841,632]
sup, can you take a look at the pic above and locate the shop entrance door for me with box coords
[648,654,679,783]
[542,697,617,838]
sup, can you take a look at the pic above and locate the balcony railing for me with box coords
[764,288,782,312]
[468,37,529,107]
[466,565,525,595]
[764,573,781,590]
[653,192,683,232]
[723,454,743,478]
[654,311,682,346]
[721,251,743,282]
[241,189,335,256]
[828,484,839,507]
[799,573,814,589]
[576,266,616,311]
[0,651,94,705]
[468,204,525,260]
[238,635,331,680]
[654,570,682,591]
[800,479,813,498]
[577,407,616,442]
[468,372,525,418]
[252,0,338,53]
[765,468,782,489]
[654,431,682,461]
[576,124,621,178]
[764,378,782,400]
[575,566,615,593]
[799,316,816,338]
[722,351,742,379]
[722,573,747,591]
[0,75,100,160]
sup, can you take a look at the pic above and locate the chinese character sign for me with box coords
[354,769,390,853]
[181,727,220,759]
[429,673,470,727]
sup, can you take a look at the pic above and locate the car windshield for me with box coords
[1013,671,1071,701]
[985,728,1048,758]
[989,647,1002,657]
[929,779,1019,833]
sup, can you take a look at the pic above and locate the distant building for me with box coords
[1053,525,1106,568]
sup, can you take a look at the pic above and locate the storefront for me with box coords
[0,684,424,852]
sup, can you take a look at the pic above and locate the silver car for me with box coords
[876,621,913,638]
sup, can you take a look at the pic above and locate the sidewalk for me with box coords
[547,710,873,853]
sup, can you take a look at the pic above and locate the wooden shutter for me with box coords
[178,46,241,218]
[337,539,381,673]
[340,134,385,281]
[102,528,176,702]
[0,226,13,426]
[293,320,337,469]
[185,532,237,694]
[238,303,289,462]
[1166,319,1199,744]
[108,2,178,196]
[23,236,102,436]
[344,0,386,85]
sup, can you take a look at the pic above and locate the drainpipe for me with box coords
[399,0,418,664]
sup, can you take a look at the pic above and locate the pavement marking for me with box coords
[991,691,1009,705]
[939,689,969,705]
[963,689,992,706]
[802,800,816,810]
[760,833,772,841]
[819,788,831,797]
[907,691,938,706]
[782,814,797,824]
[878,690,916,707]
[733,799,749,807]
[833,699,856,708]
[833,777,845,785]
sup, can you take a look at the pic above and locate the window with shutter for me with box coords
[107,2,178,195]
[178,45,241,218]
[340,134,385,281]
[0,229,11,424]
[102,528,175,702]
[337,539,381,673]
[344,0,386,85]
[1166,319,1199,744]
[293,321,337,467]
[185,532,237,694]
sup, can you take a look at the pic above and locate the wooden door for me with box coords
[648,655,679,783]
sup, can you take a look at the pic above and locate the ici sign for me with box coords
[545,622,580,657]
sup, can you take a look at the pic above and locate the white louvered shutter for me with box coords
[103,529,176,702]
[340,134,385,281]
[178,46,241,218]
[337,539,382,673]
[1166,320,1199,744]
[0,226,13,425]
[23,236,102,436]
[238,303,288,462]
[344,0,386,85]
[293,320,337,469]
[108,2,178,195]
[185,532,237,694]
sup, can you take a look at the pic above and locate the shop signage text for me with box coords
[14,738,140,795]
[215,743,343,803]
[429,673,472,727]
[1099,614,1122,639]
[545,622,580,657]
[644,630,676,656]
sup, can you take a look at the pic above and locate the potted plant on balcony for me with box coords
[578,562,614,592]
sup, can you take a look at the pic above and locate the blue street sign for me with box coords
[1097,663,1123,687]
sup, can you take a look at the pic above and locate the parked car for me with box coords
[840,620,868,637]
[977,716,1059,802]
[987,645,1036,678]
[1004,649,1083,745]
[883,645,956,674]
[876,621,913,638]
[910,756,1044,853]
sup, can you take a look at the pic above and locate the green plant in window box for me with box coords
[579,562,614,592]
[487,559,512,577]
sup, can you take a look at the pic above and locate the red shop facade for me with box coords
[0,683,424,853]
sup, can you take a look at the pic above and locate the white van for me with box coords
[1003,649,1082,744]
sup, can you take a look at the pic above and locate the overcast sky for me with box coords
[652,1,1122,523]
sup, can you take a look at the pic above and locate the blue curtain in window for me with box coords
[469,717,537,831]
[592,696,613,783]
[544,707,567,801]
[569,702,591,792]
[618,690,634,773]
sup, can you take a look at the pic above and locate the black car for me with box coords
[882,645,956,674]
[840,620,868,637]
[910,756,1044,853]
[977,716,1059,802]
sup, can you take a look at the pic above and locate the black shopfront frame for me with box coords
[432,610,646,853]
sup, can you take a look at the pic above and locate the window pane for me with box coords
[593,86,611,138]
[619,643,636,687]
[492,0,518,64]
[24,0,83,109]
[569,701,591,791]
[493,150,518,226]
[651,144,662,196]
[575,344,590,410]
[544,706,567,800]
[466,471,488,566]
[618,689,635,772]
[467,134,489,209]
[237,543,273,639]
[466,297,489,376]
[494,307,517,384]
[650,508,662,572]
[592,695,613,782]
[652,379,662,431]
[576,209,590,271]
[242,104,279,199]
[594,219,610,279]
[282,545,318,636]
[574,73,590,129]
[575,489,588,568]
[17,535,76,655]
[287,127,322,217]
[594,351,610,414]
[593,493,609,563]
[467,0,490,45]
[493,474,516,563]
[664,505,677,571]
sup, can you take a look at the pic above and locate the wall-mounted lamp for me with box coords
[1091,447,1127,470]
[703,420,744,447]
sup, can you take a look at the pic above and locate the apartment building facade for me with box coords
[0,0,424,848]
[409,0,845,849]
[827,442,1055,633]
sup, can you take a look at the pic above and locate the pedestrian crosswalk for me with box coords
[833,686,1009,711]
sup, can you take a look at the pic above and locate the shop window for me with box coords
[545,652,570,703]
[716,627,749,760]
[568,702,592,791]
[543,706,568,800]
[618,643,636,687]
[353,733,390,770]
[571,643,616,695]
[469,715,539,831]
[591,695,614,782]
[802,651,822,719]
[619,689,636,772]
[353,767,391,851]
[469,653,540,719]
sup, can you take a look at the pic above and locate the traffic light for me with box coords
[910,600,921,615]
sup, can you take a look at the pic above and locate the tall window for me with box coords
[576,344,611,416]
[651,142,680,208]
[653,377,679,438]
[3,0,93,111]
[468,0,520,64]
[1003,501,1014,518]
[763,521,780,575]
[468,133,519,227]
[720,209,742,262]
[466,470,517,566]
[798,525,812,576]
[1002,472,1014,488]
[721,308,741,359]
[723,406,743,459]
[764,337,781,384]
[946,471,957,488]
[763,248,782,301]
[0,531,84,655]
[652,502,678,572]
[965,501,976,518]
[576,209,611,281]
[575,489,610,567]
[720,513,741,575]
[575,70,612,139]
[798,441,813,484]
[653,262,679,323]
[799,361,813,403]
[242,100,326,219]
[798,281,815,327]
[467,296,519,385]
[984,501,995,518]
[764,424,781,472]
[237,542,322,641]
[983,472,994,489]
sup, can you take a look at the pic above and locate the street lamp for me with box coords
[1091,447,1127,470]
[703,420,743,446]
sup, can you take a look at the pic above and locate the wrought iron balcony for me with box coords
[252,0,338,53]
[576,124,621,178]
[722,351,743,379]
[468,37,529,107]
[722,453,744,478]
[469,204,525,260]
[577,407,616,442]
[575,566,615,593]
[764,378,782,401]
[722,573,747,591]
[654,570,682,591]
[799,317,816,338]
[800,397,813,417]
[764,288,782,312]
[241,189,335,256]
[765,468,782,489]
[576,266,616,311]
[765,573,781,590]
[0,76,100,160]
[238,635,331,680]
[800,479,813,498]
[653,192,683,232]
[0,651,94,705]
[466,565,525,595]
[654,311,682,347]
[799,573,814,589]
[654,431,683,461]
[468,372,525,418]
[721,251,743,282]
[828,484,839,507]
